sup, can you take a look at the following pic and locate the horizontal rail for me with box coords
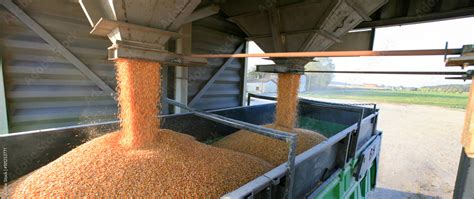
[192,48,462,58]
[247,93,366,113]
[303,70,468,75]
[165,98,294,141]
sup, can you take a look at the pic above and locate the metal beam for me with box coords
[0,0,116,96]
[192,48,463,58]
[78,0,104,27]
[356,7,474,29]
[167,0,201,31]
[183,4,220,24]
[268,6,285,52]
[0,54,8,134]
[241,41,250,106]
[188,43,245,107]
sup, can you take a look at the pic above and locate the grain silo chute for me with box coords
[78,0,207,66]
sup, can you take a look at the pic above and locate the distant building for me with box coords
[247,76,307,94]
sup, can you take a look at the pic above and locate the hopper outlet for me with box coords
[79,0,207,66]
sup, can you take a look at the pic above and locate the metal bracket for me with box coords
[257,58,312,74]
[446,44,474,68]
[108,41,207,66]
[90,18,207,66]
[445,70,474,81]
[353,135,381,180]
[256,64,305,74]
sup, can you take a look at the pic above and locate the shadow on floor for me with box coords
[368,188,442,199]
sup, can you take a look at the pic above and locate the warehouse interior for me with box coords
[0,0,474,198]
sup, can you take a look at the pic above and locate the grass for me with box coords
[300,89,469,109]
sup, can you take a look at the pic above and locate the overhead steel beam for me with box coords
[188,43,245,107]
[0,54,8,134]
[0,0,116,96]
[268,6,285,52]
[192,48,463,58]
[78,0,103,27]
[356,7,474,29]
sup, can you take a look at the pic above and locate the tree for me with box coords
[304,58,335,91]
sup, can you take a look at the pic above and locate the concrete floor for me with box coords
[367,103,464,199]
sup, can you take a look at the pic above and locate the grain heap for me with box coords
[213,124,327,165]
[214,73,327,166]
[9,59,273,198]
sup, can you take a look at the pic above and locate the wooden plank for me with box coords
[462,79,474,157]
[0,0,116,96]
[188,43,244,107]
[0,55,9,134]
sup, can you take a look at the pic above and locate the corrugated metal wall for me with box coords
[0,1,246,133]
[189,15,246,110]
[0,0,117,133]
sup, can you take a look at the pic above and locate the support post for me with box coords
[461,79,474,157]
[174,24,192,113]
[241,41,249,106]
[0,55,8,134]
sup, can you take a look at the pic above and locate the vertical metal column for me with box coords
[0,54,8,134]
[174,23,191,113]
[454,150,474,199]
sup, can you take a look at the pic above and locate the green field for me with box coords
[301,89,469,109]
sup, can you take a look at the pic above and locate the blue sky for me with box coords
[248,17,474,87]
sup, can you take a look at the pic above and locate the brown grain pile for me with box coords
[275,73,301,129]
[213,124,327,166]
[9,59,273,198]
[10,130,272,198]
[214,73,327,166]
